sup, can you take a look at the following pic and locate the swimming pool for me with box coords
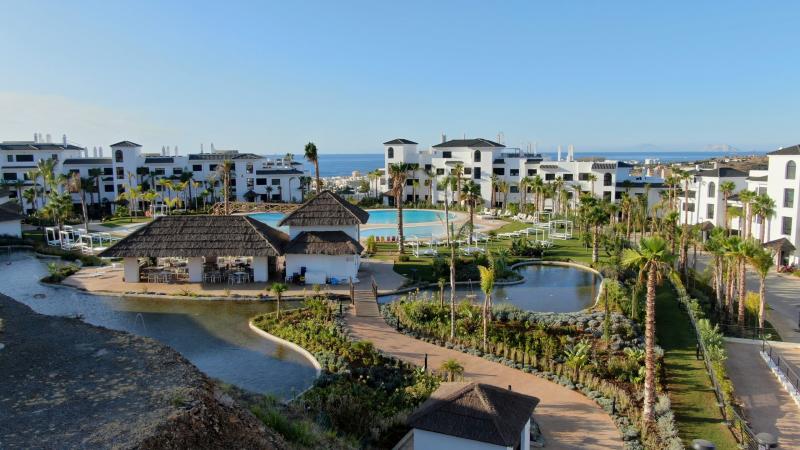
[249,209,456,239]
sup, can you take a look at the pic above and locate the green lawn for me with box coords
[99,216,152,228]
[656,287,739,449]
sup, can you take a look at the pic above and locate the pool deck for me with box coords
[63,259,407,299]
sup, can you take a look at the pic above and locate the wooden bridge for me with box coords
[350,277,380,317]
[209,201,300,215]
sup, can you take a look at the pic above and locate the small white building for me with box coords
[0,201,24,238]
[279,190,368,284]
[395,382,540,450]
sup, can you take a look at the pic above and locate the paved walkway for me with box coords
[724,340,800,447]
[694,253,800,343]
[344,311,622,449]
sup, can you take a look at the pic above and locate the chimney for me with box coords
[568,144,574,162]
[62,134,68,147]
[557,145,562,162]
[441,133,446,144]
[200,143,204,154]
[99,147,103,157]
[93,147,97,157]
[174,146,178,156]
[33,133,37,143]
[211,142,215,151]
[46,133,51,143]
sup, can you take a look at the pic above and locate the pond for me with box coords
[380,264,601,313]
[0,252,317,399]
[249,208,456,239]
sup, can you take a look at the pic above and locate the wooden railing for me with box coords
[209,201,299,215]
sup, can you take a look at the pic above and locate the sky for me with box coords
[1,1,799,154]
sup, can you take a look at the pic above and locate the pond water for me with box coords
[0,252,317,399]
[249,208,455,239]
[380,264,601,313]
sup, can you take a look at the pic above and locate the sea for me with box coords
[281,151,766,178]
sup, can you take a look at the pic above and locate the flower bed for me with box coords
[383,297,683,450]
[251,298,439,448]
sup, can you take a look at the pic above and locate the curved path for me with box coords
[345,311,622,449]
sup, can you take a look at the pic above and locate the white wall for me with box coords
[0,220,22,238]
[284,254,360,282]
[412,429,510,450]
[767,154,800,264]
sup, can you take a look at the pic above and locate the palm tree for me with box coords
[217,159,233,215]
[752,194,776,243]
[440,358,464,382]
[142,191,159,215]
[587,173,597,197]
[22,187,37,215]
[389,163,412,254]
[26,168,41,209]
[583,198,608,263]
[10,180,25,213]
[719,181,736,234]
[304,142,321,194]
[36,158,57,192]
[738,189,756,238]
[621,236,675,424]
[67,173,91,232]
[676,169,693,279]
[497,180,509,211]
[271,282,288,320]
[477,265,495,352]
[441,175,458,339]
[704,228,727,311]
[489,174,499,208]
[461,180,481,244]
[519,176,532,210]
[736,239,760,326]
[437,277,446,308]
[747,246,774,331]
[411,179,420,204]
[451,163,464,204]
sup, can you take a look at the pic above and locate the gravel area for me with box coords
[0,294,285,449]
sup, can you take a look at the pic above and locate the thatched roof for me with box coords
[407,382,539,447]
[278,190,369,226]
[284,231,363,255]
[99,215,289,258]
[0,202,23,222]
[700,221,715,231]
[763,237,796,252]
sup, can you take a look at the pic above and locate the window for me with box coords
[406,179,414,186]
[103,167,113,176]
[117,184,125,194]
[463,167,472,175]
[16,154,34,162]
[115,149,124,163]
[615,192,623,200]
[104,184,114,192]
[474,168,481,179]
[563,174,573,181]
[578,173,590,181]
[256,178,267,186]
[387,147,394,159]
[510,185,519,193]
[436,168,444,175]
[706,203,714,219]
[5,155,11,163]
[473,150,481,162]
[603,173,612,186]
[707,182,716,198]
[782,216,792,235]
[425,164,432,171]
[245,163,253,174]
[527,169,537,176]
[493,168,505,175]
[758,186,767,195]
[68,169,79,176]
[209,164,218,171]
[442,151,452,158]
[116,167,125,180]
[51,154,58,161]
[172,168,183,175]
[510,169,519,176]
[787,161,796,180]
[784,188,795,208]
[545,173,555,181]
[3,172,18,181]
[684,203,695,212]
[192,164,202,172]
[603,191,612,201]
[271,179,281,186]
[154,168,166,176]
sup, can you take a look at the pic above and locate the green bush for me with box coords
[43,262,80,283]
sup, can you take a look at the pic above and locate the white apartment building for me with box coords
[1,136,307,215]
[382,137,664,209]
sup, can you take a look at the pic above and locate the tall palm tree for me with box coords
[10,180,25,213]
[67,173,90,232]
[519,176,532,210]
[304,142,321,194]
[676,169,693,279]
[478,265,495,352]
[736,239,760,326]
[704,228,727,311]
[22,187,37,214]
[587,173,597,197]
[26,168,41,209]
[583,198,608,263]
[451,163,464,204]
[216,160,233,215]
[497,180,509,211]
[719,181,736,234]
[389,163,412,254]
[752,194,776,243]
[36,158,57,192]
[489,174,500,208]
[461,180,481,244]
[747,246,774,331]
[738,189,756,238]
[621,236,675,424]
[441,175,458,339]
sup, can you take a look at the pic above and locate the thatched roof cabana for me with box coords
[99,215,289,258]
[763,237,796,253]
[407,382,539,448]
[279,190,369,226]
[700,221,715,232]
[285,231,363,255]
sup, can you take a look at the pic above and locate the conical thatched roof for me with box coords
[763,237,796,252]
[284,231,363,255]
[278,190,369,226]
[99,215,288,258]
[407,382,538,447]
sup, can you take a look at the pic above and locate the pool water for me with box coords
[0,252,317,398]
[380,264,601,313]
[249,209,455,239]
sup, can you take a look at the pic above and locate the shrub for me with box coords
[365,235,377,254]
[43,262,79,283]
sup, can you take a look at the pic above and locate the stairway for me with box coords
[353,290,380,317]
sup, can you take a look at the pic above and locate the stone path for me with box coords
[724,340,800,448]
[344,311,622,450]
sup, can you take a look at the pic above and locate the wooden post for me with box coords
[349,277,355,305]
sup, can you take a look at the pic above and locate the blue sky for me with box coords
[1,1,798,154]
